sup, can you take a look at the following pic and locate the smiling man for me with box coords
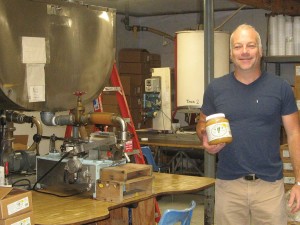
[196,24,300,225]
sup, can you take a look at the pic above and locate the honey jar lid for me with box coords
[206,113,225,121]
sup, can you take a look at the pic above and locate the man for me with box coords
[196,24,300,224]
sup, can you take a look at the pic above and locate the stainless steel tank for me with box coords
[0,0,116,111]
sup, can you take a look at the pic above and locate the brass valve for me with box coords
[73,91,86,125]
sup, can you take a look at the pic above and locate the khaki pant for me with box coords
[215,178,287,225]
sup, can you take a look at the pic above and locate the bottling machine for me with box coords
[0,0,129,197]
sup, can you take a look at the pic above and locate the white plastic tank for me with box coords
[176,30,229,110]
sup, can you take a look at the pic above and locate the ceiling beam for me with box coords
[231,0,300,16]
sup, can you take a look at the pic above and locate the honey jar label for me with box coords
[206,122,232,142]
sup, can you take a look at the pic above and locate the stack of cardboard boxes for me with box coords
[280,65,300,192]
[295,65,300,118]
[281,66,300,224]
[281,65,300,144]
[0,187,34,225]
[101,48,161,129]
[283,143,300,224]
[280,144,295,192]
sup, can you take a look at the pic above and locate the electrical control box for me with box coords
[145,77,161,92]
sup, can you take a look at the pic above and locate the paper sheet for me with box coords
[26,64,45,102]
[22,37,46,64]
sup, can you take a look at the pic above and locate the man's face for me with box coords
[230,28,262,73]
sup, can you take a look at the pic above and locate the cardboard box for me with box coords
[120,76,131,95]
[129,96,143,109]
[283,162,294,172]
[139,119,153,129]
[129,108,152,129]
[295,64,300,100]
[13,135,28,150]
[101,94,118,105]
[119,62,151,75]
[98,104,120,115]
[150,61,161,68]
[281,145,296,190]
[0,211,34,225]
[284,170,295,191]
[283,171,295,185]
[119,49,150,62]
[280,126,288,145]
[130,108,143,127]
[150,53,161,68]
[120,75,145,96]
[295,84,300,100]
[285,183,294,192]
[0,188,32,219]
[149,53,161,61]
[280,144,290,162]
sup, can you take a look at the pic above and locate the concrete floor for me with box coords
[157,193,205,225]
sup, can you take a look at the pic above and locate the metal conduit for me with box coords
[204,0,216,224]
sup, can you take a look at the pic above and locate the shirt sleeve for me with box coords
[281,81,298,116]
[201,83,217,116]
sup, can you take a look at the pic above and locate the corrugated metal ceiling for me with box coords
[80,0,254,17]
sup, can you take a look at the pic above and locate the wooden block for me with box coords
[100,163,152,182]
[96,176,153,203]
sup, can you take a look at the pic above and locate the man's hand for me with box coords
[202,131,226,154]
[288,185,300,213]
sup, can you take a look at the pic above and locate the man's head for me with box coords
[230,24,263,73]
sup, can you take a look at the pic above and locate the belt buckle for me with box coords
[244,174,257,181]
[248,174,256,180]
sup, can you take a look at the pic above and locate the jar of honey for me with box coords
[205,113,232,145]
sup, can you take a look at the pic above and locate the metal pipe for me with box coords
[83,112,127,142]
[6,111,43,154]
[204,0,216,224]
[145,27,175,41]
[122,17,174,41]
[85,112,117,126]
[40,111,74,126]
[214,5,246,31]
[41,111,127,141]
[54,115,74,126]
[112,116,127,142]
[27,116,43,154]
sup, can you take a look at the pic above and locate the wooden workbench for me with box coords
[32,173,214,225]
[140,138,203,149]
[140,135,204,175]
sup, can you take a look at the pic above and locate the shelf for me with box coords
[263,56,300,63]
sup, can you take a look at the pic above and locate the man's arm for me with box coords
[282,111,300,213]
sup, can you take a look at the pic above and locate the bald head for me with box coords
[230,24,262,52]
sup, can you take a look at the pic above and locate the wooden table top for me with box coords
[33,173,214,225]
[140,139,203,149]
